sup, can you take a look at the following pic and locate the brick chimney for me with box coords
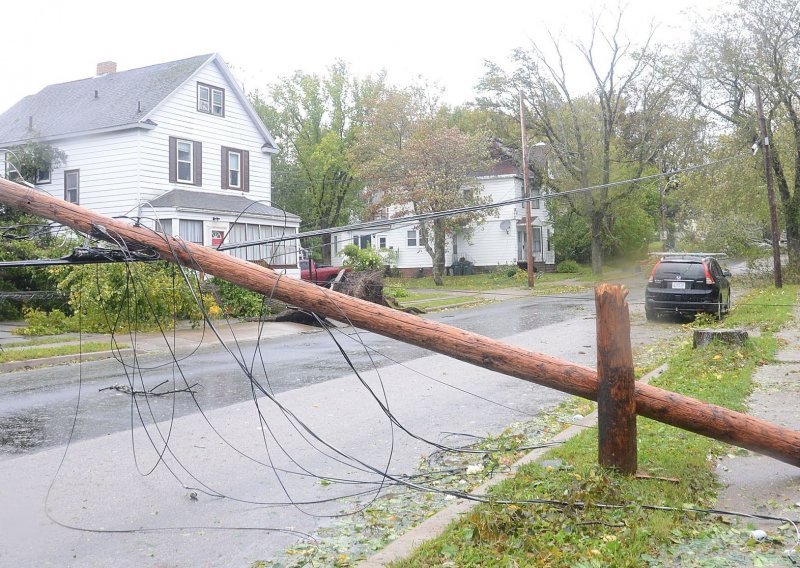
[96,61,117,75]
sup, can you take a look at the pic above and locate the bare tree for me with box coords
[479,7,666,273]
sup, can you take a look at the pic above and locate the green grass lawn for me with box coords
[0,341,119,363]
[390,285,796,567]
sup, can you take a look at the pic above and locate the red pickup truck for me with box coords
[300,259,348,286]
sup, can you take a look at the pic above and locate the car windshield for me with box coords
[654,262,706,280]
[300,260,309,270]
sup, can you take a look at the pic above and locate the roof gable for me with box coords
[0,54,277,152]
[0,55,211,144]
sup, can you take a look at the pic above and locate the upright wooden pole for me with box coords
[519,91,535,288]
[0,177,799,467]
[755,86,783,289]
[595,284,637,474]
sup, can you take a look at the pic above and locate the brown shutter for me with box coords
[193,141,202,186]
[168,136,177,183]
[221,146,229,189]
[241,150,249,192]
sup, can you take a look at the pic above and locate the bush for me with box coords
[212,277,268,318]
[556,260,581,273]
[16,307,72,336]
[341,244,383,271]
[383,285,409,300]
[51,262,217,333]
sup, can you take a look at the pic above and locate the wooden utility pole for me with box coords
[595,284,637,474]
[0,177,799,467]
[519,91,535,288]
[755,86,783,289]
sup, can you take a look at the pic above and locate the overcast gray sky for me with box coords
[1,0,721,114]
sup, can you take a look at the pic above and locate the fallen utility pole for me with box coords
[1,178,799,468]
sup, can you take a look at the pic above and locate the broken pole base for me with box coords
[693,329,749,349]
[595,284,637,475]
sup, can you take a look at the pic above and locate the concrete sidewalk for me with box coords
[714,305,800,532]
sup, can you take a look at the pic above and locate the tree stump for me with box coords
[692,328,748,348]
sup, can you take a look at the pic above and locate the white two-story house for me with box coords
[0,54,299,271]
[333,146,555,277]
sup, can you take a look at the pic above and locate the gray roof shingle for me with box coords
[0,54,212,144]
[148,189,299,221]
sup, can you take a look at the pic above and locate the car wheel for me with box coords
[645,308,657,321]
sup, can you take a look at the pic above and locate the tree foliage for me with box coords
[478,7,692,272]
[252,62,385,264]
[678,0,800,272]
[356,88,494,285]
[0,142,70,318]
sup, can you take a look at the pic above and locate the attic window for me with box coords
[197,82,225,117]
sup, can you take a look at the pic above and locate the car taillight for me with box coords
[703,262,715,285]
[649,263,658,283]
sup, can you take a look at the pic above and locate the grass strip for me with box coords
[391,285,796,568]
[0,341,117,363]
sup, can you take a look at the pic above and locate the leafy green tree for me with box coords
[0,142,69,318]
[358,101,494,285]
[252,62,385,264]
[679,0,800,272]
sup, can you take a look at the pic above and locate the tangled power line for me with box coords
[1,149,797,564]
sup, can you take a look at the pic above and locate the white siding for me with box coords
[10,58,291,243]
[138,60,272,206]
[29,131,142,219]
[331,174,554,271]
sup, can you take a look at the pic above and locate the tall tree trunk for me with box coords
[320,222,332,265]
[591,212,604,275]
[786,192,800,270]
[432,219,446,286]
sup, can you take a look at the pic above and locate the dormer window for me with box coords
[197,82,225,117]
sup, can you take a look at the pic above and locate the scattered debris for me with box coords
[99,380,199,396]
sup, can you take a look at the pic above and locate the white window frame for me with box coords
[64,170,79,204]
[197,84,210,112]
[197,82,224,116]
[176,140,193,184]
[211,88,224,116]
[228,151,241,188]
[407,230,418,247]
[35,167,51,184]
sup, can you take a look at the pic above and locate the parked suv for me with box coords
[645,255,731,320]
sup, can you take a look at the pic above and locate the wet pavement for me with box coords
[0,290,598,458]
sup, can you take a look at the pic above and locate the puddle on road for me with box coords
[0,413,48,453]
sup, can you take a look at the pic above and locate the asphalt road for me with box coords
[0,289,597,457]
[0,273,694,567]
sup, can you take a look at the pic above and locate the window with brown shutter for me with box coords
[169,136,202,187]
[221,146,249,191]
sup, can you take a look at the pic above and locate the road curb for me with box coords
[0,349,132,373]
[359,363,669,567]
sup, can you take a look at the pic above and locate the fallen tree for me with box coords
[0,177,798,467]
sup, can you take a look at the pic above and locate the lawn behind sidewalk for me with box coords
[390,285,797,567]
[384,264,633,311]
